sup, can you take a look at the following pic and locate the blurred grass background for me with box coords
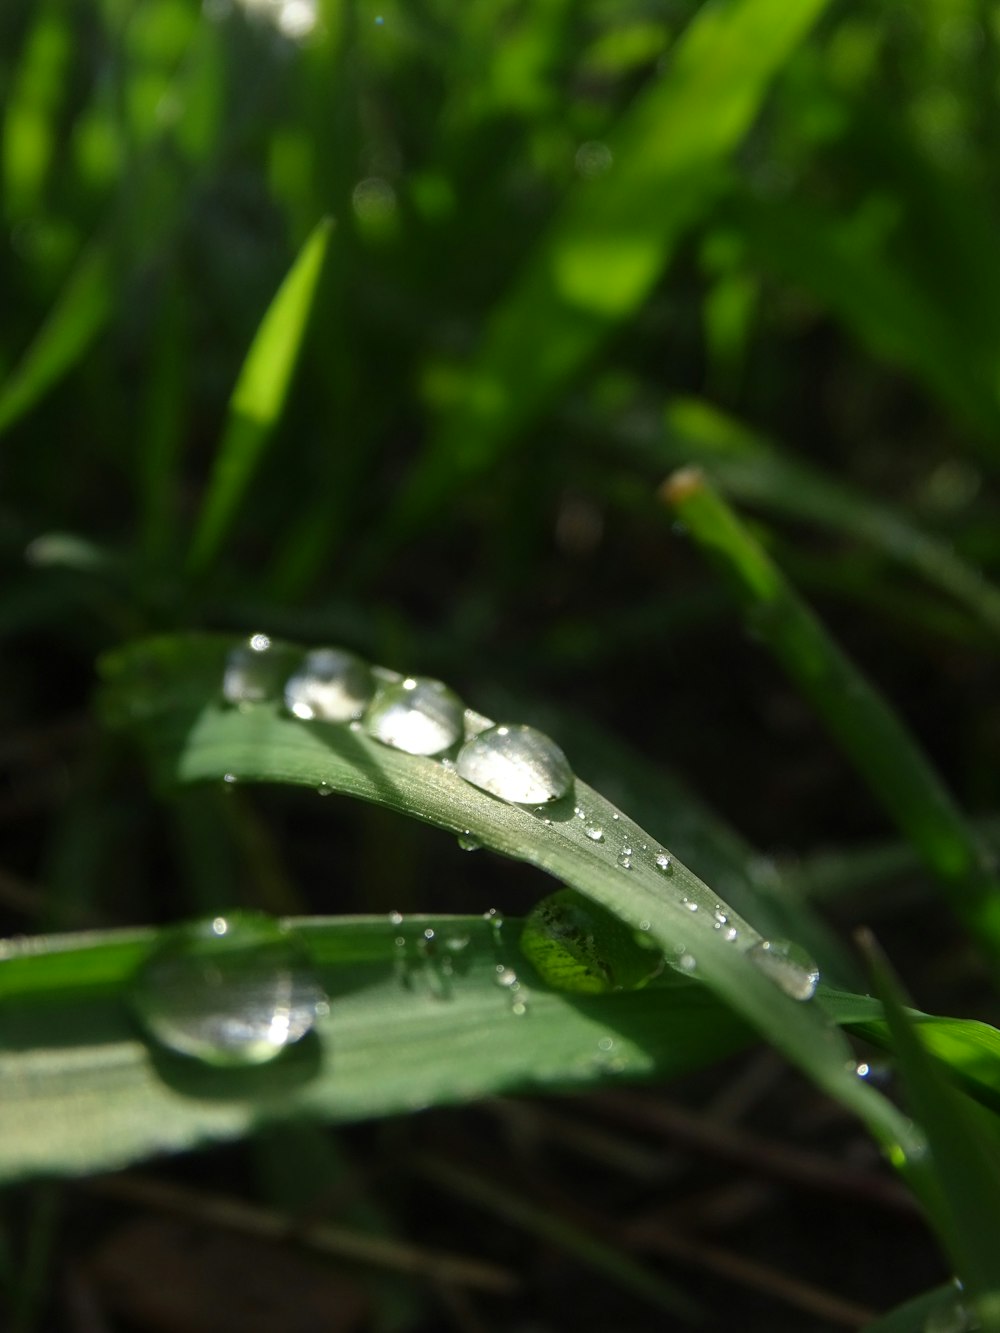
[3,0,1000,1328]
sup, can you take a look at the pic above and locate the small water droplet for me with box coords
[445,934,470,953]
[638,920,650,932]
[222,772,238,785]
[457,831,481,851]
[585,826,604,842]
[388,911,404,926]
[655,853,671,872]
[611,813,620,821]
[747,938,819,1001]
[617,854,632,869]
[856,1062,871,1079]
[131,914,326,1067]
[316,783,333,797]
[423,927,436,942]
[495,965,518,988]
[363,677,464,755]
[456,723,573,804]
[284,647,375,722]
[724,926,738,942]
[682,898,699,913]
[713,907,728,929]
[678,952,697,973]
[622,844,632,857]
[597,1036,615,1052]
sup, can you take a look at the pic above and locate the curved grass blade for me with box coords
[0,913,752,1183]
[860,933,1000,1328]
[186,218,333,577]
[0,241,111,439]
[386,0,831,540]
[863,1283,973,1333]
[662,469,1000,967]
[98,633,915,1159]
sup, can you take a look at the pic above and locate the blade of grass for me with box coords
[185,217,333,578]
[0,913,753,1182]
[661,469,1000,966]
[382,0,831,544]
[97,633,916,1159]
[605,395,1000,640]
[859,932,1000,1328]
[0,240,111,439]
[863,1284,969,1333]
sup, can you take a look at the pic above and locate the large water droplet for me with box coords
[222,635,282,706]
[747,938,819,1001]
[585,826,604,842]
[284,647,374,721]
[363,677,465,755]
[457,831,482,851]
[520,888,662,994]
[455,724,572,805]
[131,914,326,1067]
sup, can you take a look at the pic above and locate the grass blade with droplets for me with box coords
[661,468,1000,966]
[186,218,333,577]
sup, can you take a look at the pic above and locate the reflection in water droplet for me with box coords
[655,853,671,872]
[456,724,572,804]
[363,677,465,755]
[747,938,819,1001]
[284,648,374,721]
[222,772,238,785]
[457,831,481,851]
[131,914,326,1067]
[585,826,604,842]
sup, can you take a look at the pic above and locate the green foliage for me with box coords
[4,0,1000,1326]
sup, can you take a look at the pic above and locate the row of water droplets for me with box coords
[130,634,819,1068]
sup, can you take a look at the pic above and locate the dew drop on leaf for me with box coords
[584,826,604,842]
[284,647,374,721]
[747,938,819,1001]
[456,723,573,804]
[130,913,327,1067]
[362,677,465,755]
[222,635,281,706]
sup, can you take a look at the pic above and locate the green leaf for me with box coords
[388,0,831,537]
[93,633,915,1157]
[186,218,333,576]
[662,469,1000,966]
[860,934,1000,1327]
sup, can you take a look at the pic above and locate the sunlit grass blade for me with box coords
[0,914,752,1183]
[0,240,110,439]
[628,397,1000,639]
[186,217,333,577]
[662,469,1000,964]
[386,0,831,539]
[96,634,916,1158]
[859,933,1000,1327]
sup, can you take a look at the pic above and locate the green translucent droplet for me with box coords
[747,937,819,1002]
[131,913,327,1067]
[222,634,294,707]
[284,647,374,721]
[362,676,465,755]
[456,723,572,804]
[520,888,662,994]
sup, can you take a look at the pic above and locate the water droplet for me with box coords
[445,934,470,953]
[622,844,632,857]
[388,911,403,926]
[455,723,572,804]
[638,920,651,932]
[713,907,728,929]
[222,635,281,706]
[131,914,326,1067]
[363,677,465,755]
[495,965,518,988]
[597,1036,615,1052]
[678,953,697,973]
[747,938,819,1001]
[423,927,436,942]
[724,926,738,942]
[617,853,632,869]
[457,831,481,851]
[585,826,604,842]
[520,889,662,994]
[222,772,238,785]
[575,140,613,178]
[611,813,620,821]
[284,648,374,722]
[856,1062,871,1079]
[316,783,333,797]
[655,853,672,872]
[682,898,699,913]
